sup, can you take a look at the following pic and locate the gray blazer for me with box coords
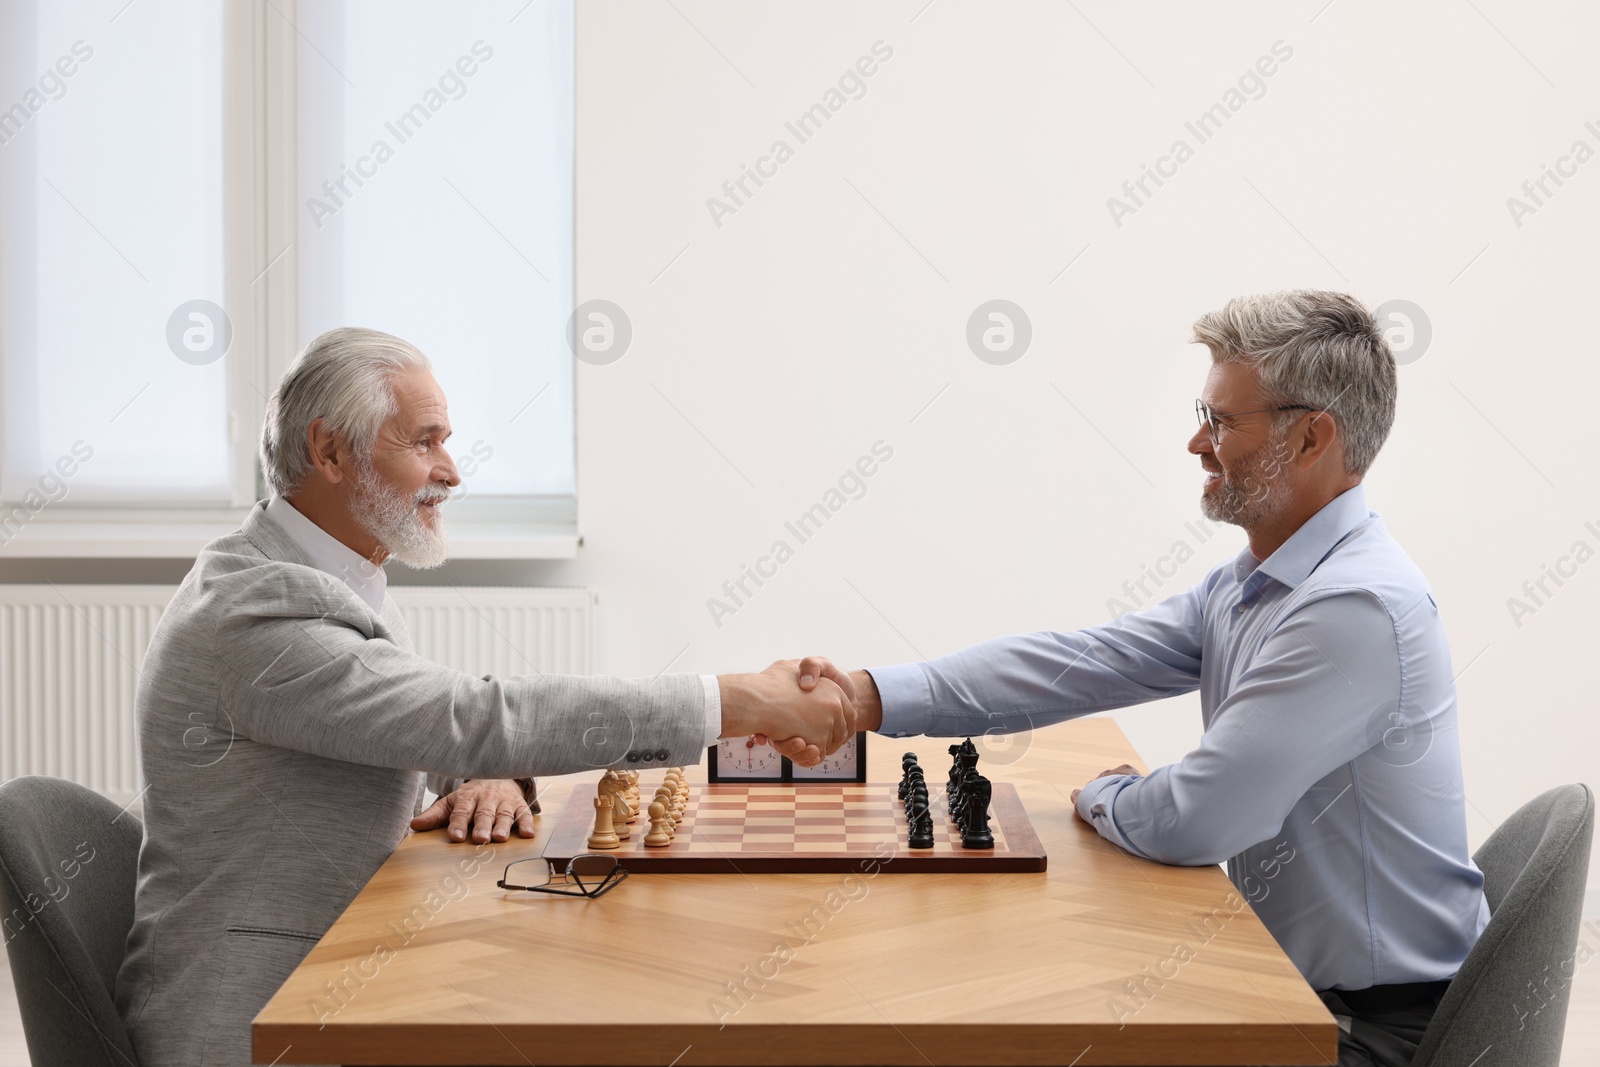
[114,500,706,1067]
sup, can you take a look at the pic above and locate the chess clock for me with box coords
[707,733,869,782]
[785,731,868,783]
[709,735,785,782]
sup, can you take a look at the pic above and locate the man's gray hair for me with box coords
[1191,290,1397,476]
[260,327,432,497]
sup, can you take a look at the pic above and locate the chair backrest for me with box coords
[0,775,144,1067]
[1411,783,1594,1067]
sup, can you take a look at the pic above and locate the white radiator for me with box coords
[0,584,596,804]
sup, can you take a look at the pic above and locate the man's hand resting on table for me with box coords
[1070,764,1140,813]
[411,779,536,843]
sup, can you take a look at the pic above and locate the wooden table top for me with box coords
[254,718,1337,1066]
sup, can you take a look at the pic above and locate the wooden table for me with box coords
[254,718,1337,1066]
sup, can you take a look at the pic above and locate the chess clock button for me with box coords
[709,735,784,781]
[655,748,669,761]
[625,752,640,763]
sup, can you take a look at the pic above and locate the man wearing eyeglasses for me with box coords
[795,291,1487,1067]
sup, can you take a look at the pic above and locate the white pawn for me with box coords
[654,786,678,826]
[644,801,673,847]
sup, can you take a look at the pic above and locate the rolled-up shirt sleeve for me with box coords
[1075,589,1401,865]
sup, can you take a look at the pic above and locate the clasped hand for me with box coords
[723,658,862,767]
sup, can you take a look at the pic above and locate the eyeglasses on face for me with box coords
[1194,398,1317,444]
[498,854,628,898]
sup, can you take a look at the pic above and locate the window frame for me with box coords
[0,0,578,559]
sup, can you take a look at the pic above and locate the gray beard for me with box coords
[349,456,451,569]
[1201,433,1294,528]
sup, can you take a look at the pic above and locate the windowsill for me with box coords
[0,517,580,559]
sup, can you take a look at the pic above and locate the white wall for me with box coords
[4,0,1591,866]
[525,0,1599,856]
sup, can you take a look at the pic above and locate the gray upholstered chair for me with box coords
[0,775,144,1067]
[1411,783,1594,1067]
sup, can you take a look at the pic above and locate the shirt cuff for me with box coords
[867,663,934,737]
[700,674,723,751]
[1074,773,1127,819]
[1075,773,1153,859]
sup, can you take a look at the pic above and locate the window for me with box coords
[0,0,230,505]
[0,0,577,555]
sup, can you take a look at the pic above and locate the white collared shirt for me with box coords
[263,494,723,749]
[265,494,388,612]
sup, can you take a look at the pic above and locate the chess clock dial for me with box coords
[708,735,785,781]
[786,732,868,783]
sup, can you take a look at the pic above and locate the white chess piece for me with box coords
[587,793,620,850]
[654,786,678,826]
[644,801,673,847]
[612,790,632,840]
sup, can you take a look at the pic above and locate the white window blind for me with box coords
[295,0,576,501]
[0,0,230,505]
[1,0,577,544]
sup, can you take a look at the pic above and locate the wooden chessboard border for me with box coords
[543,781,1047,874]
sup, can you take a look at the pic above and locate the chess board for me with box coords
[543,781,1047,874]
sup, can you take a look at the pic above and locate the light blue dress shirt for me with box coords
[870,485,1488,991]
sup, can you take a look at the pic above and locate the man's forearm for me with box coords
[716,673,760,738]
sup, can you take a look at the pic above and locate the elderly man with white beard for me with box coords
[114,327,857,1067]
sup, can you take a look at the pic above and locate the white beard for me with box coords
[349,455,451,569]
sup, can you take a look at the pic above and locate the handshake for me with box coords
[716,657,884,766]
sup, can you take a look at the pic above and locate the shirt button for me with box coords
[1237,604,1246,613]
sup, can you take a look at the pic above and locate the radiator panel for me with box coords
[0,584,596,803]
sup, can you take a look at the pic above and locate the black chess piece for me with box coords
[906,785,930,818]
[899,753,919,799]
[958,741,980,781]
[960,776,995,849]
[906,785,932,848]
[952,768,976,824]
